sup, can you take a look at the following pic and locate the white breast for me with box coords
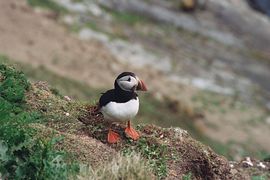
[101,98,139,122]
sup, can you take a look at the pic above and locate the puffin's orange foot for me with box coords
[108,130,120,144]
[125,127,140,140]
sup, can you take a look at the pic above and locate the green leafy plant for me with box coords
[0,63,79,179]
[182,172,193,180]
[0,64,30,103]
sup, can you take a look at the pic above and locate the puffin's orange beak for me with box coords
[136,79,147,91]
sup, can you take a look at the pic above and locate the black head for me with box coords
[114,72,147,92]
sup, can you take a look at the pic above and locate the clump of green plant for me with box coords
[0,63,79,179]
[182,172,193,180]
[123,137,168,179]
[0,64,30,103]
[27,0,67,14]
[78,152,154,179]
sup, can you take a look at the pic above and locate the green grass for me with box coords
[27,0,67,14]
[182,172,193,180]
[0,61,79,178]
[122,137,168,179]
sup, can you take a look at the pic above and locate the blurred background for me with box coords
[0,0,269,161]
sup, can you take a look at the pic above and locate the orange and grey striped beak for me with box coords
[136,77,147,91]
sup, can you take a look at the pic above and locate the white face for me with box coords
[117,75,138,91]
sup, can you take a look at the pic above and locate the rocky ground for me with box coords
[0,0,269,164]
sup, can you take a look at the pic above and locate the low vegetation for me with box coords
[78,152,154,180]
[0,63,79,179]
[122,137,168,178]
[0,58,269,179]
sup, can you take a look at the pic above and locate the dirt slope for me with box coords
[26,81,269,179]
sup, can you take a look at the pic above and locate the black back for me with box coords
[99,89,138,107]
[99,72,138,108]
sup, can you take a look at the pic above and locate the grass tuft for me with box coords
[123,137,168,179]
[78,152,154,180]
[182,172,193,180]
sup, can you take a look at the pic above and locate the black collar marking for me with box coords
[99,89,138,107]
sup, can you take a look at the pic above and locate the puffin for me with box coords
[98,72,147,143]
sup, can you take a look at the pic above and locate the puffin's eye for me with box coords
[127,77,131,82]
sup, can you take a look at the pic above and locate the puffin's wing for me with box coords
[99,89,115,108]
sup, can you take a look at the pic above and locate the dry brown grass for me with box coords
[77,152,155,180]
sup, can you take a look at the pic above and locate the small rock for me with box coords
[88,3,103,17]
[65,112,70,116]
[257,162,266,169]
[64,95,71,101]
[173,128,188,140]
[169,169,177,177]
[230,169,238,175]
[78,28,108,42]
[242,157,253,167]
[62,15,75,25]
